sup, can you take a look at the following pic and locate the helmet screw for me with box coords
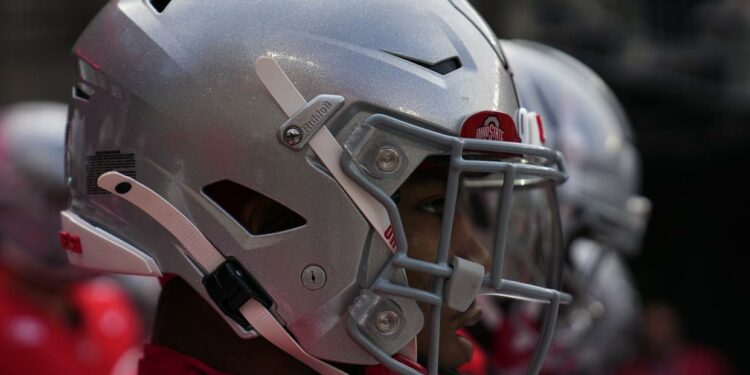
[375,147,400,173]
[300,265,326,290]
[588,301,605,320]
[283,126,303,147]
[375,310,399,334]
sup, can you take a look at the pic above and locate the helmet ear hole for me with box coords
[203,180,306,236]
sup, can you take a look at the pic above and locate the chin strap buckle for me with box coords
[203,257,272,330]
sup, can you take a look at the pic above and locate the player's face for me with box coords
[398,169,491,368]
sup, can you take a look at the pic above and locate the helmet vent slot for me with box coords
[73,83,92,101]
[384,51,462,75]
[203,180,306,236]
[148,0,172,13]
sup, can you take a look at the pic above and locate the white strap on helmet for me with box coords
[255,56,398,252]
[97,173,225,272]
[95,171,346,375]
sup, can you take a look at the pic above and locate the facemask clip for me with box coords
[444,256,485,312]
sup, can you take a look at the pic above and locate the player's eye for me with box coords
[419,197,445,217]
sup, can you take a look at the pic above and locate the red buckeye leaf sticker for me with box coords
[460,111,521,143]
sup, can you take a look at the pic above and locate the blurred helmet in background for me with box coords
[503,39,651,256]
[498,39,652,373]
[0,102,87,284]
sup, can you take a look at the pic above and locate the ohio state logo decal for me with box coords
[460,111,521,143]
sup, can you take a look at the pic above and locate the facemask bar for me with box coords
[343,114,569,375]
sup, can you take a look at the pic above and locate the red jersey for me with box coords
[139,345,424,375]
[139,333,488,375]
[138,345,231,375]
[0,270,142,375]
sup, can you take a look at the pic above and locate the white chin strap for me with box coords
[92,171,346,375]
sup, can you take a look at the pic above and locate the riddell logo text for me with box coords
[302,101,333,133]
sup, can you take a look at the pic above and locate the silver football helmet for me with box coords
[503,40,651,256]
[61,1,568,374]
[500,39,651,373]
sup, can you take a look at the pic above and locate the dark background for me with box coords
[470,0,750,372]
[2,0,748,372]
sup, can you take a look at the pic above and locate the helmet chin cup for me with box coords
[444,257,485,312]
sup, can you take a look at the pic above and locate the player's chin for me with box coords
[438,329,474,369]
